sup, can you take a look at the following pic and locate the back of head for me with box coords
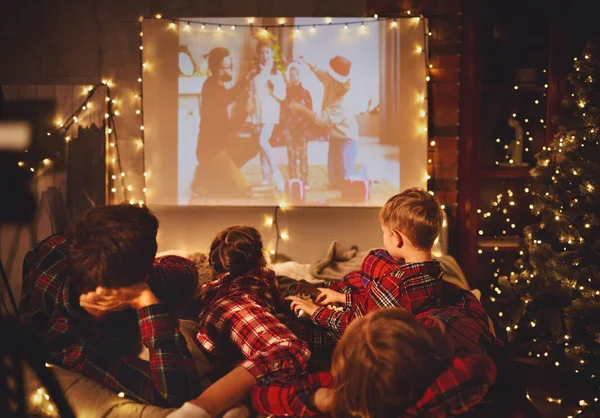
[330,309,454,418]
[379,188,443,250]
[209,226,266,277]
[68,204,159,294]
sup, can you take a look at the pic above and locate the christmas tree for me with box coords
[504,41,600,410]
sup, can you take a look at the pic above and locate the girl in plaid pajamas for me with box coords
[167,226,310,418]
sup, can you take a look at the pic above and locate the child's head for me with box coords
[378,188,443,259]
[330,309,454,418]
[209,226,266,276]
[286,62,302,85]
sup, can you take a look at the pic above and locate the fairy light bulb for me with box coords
[279,18,286,25]
[325,17,332,24]
[391,19,398,28]
[280,231,289,240]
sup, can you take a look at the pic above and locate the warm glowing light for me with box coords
[391,20,398,28]
[118,392,125,398]
[111,187,117,193]
[155,14,162,19]
[310,25,316,33]
[42,158,51,166]
[265,217,274,226]
[416,46,423,53]
[247,17,255,24]
[129,199,136,204]
[280,231,289,240]
[279,18,286,25]
[430,140,436,146]
[231,25,236,30]
[126,185,133,191]
[279,201,288,210]
[184,23,190,31]
[169,22,176,30]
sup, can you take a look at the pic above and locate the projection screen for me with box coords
[142,17,428,207]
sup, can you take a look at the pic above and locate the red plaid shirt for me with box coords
[251,352,497,417]
[196,269,310,382]
[19,234,200,407]
[250,250,502,416]
[314,250,500,355]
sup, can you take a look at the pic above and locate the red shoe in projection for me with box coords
[341,177,370,203]
[286,179,305,203]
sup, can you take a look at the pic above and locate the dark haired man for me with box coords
[19,204,200,407]
[192,47,251,198]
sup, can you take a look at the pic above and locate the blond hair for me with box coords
[379,188,443,250]
[330,309,454,418]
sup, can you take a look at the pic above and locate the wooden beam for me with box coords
[457,0,483,286]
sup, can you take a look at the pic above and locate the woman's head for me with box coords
[330,309,454,418]
[209,226,266,276]
[256,38,274,66]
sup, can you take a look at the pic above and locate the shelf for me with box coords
[483,85,546,94]
[478,236,523,252]
[480,166,532,179]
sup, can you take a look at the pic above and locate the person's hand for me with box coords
[297,57,315,71]
[166,403,212,418]
[315,288,345,306]
[289,101,304,112]
[79,283,159,317]
[245,69,257,81]
[286,296,320,317]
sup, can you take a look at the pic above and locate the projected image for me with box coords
[176,18,401,206]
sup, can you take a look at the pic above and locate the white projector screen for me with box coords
[143,17,427,207]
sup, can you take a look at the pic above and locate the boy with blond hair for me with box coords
[256,189,502,416]
[287,188,499,353]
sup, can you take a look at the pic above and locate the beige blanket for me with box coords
[273,240,472,292]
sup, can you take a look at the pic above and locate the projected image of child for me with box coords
[281,61,313,189]
[248,38,287,193]
[290,55,360,190]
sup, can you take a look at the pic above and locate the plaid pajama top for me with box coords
[19,234,200,407]
[196,269,311,382]
[251,250,502,417]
